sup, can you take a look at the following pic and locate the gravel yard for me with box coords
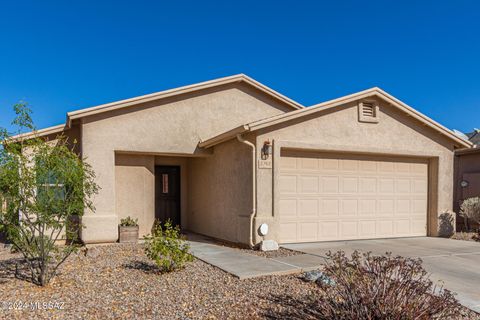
[186,233,303,259]
[0,243,319,320]
[451,232,480,242]
[1,243,478,320]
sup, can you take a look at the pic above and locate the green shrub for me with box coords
[0,103,99,286]
[144,220,192,272]
[119,216,138,227]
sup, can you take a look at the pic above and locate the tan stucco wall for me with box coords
[252,98,457,244]
[115,154,154,238]
[41,123,82,155]
[114,154,188,238]
[80,83,292,243]
[188,138,252,244]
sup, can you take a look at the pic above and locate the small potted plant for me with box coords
[119,216,139,243]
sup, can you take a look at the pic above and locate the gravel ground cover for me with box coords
[189,234,303,258]
[245,247,302,258]
[1,243,478,320]
[451,231,480,242]
[0,243,319,319]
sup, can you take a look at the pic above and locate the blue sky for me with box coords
[0,0,479,133]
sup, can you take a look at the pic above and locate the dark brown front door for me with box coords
[155,166,181,227]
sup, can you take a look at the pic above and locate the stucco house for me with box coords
[23,74,472,248]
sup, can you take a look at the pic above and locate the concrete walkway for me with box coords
[283,237,480,313]
[188,235,324,279]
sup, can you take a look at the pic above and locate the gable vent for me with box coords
[358,100,379,123]
[361,102,375,117]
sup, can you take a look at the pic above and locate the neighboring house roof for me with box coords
[13,74,304,140]
[466,129,480,146]
[199,87,473,149]
[455,129,480,155]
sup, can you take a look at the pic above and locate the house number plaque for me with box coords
[258,159,272,169]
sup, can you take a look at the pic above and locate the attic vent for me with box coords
[358,100,379,123]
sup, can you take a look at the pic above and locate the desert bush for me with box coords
[0,103,98,286]
[119,216,138,227]
[311,251,460,319]
[144,220,192,272]
[459,197,480,231]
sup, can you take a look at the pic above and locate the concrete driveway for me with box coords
[282,237,480,312]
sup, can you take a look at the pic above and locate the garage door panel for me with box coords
[412,199,427,213]
[394,219,411,235]
[378,161,395,173]
[322,199,339,216]
[323,159,339,170]
[322,176,339,193]
[411,218,427,233]
[279,199,296,217]
[341,159,358,171]
[396,199,411,214]
[341,177,358,193]
[299,223,318,241]
[279,175,297,193]
[298,176,319,193]
[395,179,411,193]
[279,153,428,243]
[299,158,318,170]
[413,179,428,193]
[359,177,377,193]
[359,220,376,237]
[359,199,376,215]
[378,199,395,215]
[280,157,297,170]
[298,199,319,217]
[341,221,358,237]
[376,220,394,236]
[319,221,339,240]
[359,161,377,172]
[341,199,358,216]
[279,222,297,243]
[379,178,395,193]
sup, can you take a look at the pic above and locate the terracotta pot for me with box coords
[118,225,139,243]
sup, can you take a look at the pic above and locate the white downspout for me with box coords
[236,134,256,248]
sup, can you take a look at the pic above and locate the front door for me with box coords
[155,166,181,227]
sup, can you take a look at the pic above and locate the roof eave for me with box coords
[8,124,67,142]
[66,74,303,122]
[200,87,473,149]
[198,125,250,148]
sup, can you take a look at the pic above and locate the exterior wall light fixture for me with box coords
[261,140,272,160]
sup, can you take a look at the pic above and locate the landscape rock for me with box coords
[259,240,279,252]
[303,270,323,282]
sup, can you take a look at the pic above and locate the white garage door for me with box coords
[278,150,428,243]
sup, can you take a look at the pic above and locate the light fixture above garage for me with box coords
[261,140,272,160]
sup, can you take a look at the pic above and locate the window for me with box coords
[35,159,65,202]
[358,100,379,123]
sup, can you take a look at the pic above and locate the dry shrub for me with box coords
[266,251,464,319]
[460,197,480,232]
[315,251,461,319]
